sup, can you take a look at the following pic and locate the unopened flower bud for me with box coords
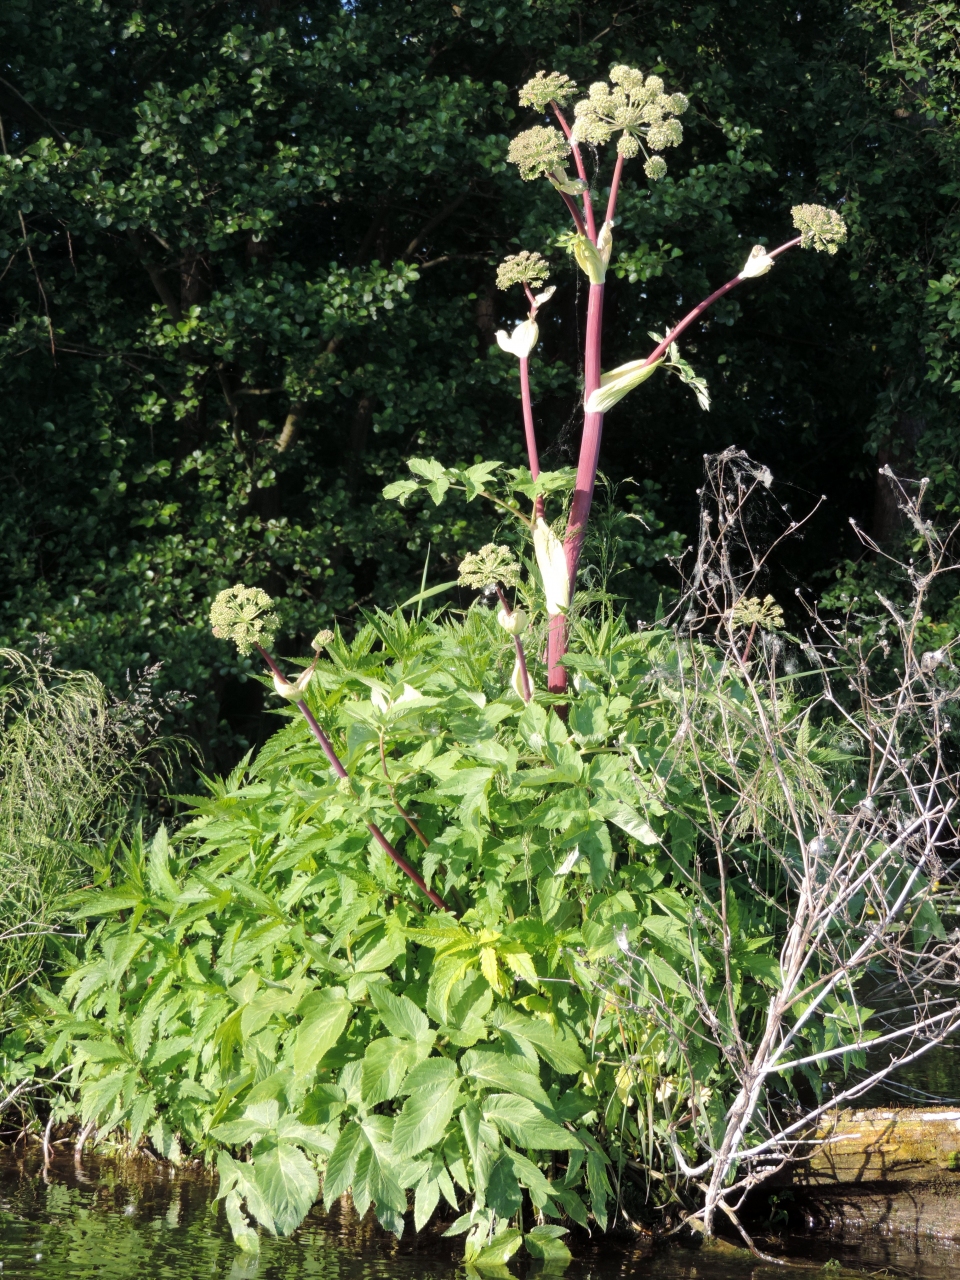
[738,245,774,279]
[572,234,606,285]
[495,319,539,359]
[272,668,313,701]
[585,356,663,415]
[547,167,588,195]
[497,607,528,635]
[511,656,532,701]
[597,220,614,268]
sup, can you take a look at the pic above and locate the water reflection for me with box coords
[0,1156,960,1280]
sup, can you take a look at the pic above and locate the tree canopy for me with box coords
[1,0,957,753]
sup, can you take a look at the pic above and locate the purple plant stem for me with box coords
[640,236,803,369]
[558,191,587,238]
[494,586,532,703]
[519,356,545,523]
[255,645,449,912]
[551,100,596,242]
[605,154,625,226]
[547,278,605,693]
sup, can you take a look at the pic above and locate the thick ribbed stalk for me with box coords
[547,280,605,693]
[256,646,449,911]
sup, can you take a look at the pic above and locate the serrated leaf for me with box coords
[407,456,447,481]
[224,1189,260,1255]
[525,1224,572,1265]
[293,990,351,1079]
[252,1143,319,1236]
[361,1036,425,1105]
[323,1121,364,1208]
[352,1137,406,1236]
[489,1009,586,1075]
[146,825,181,902]
[393,1059,462,1158]
[591,798,659,845]
[459,1048,550,1106]
[80,1072,125,1124]
[466,1227,523,1266]
[414,1169,441,1231]
[486,1153,522,1218]
[382,479,419,505]
[369,986,430,1041]
[482,1094,581,1151]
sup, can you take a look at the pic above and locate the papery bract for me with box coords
[584,357,663,414]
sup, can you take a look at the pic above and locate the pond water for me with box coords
[2,1156,960,1280]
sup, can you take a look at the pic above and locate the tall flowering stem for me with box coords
[546,235,814,691]
[255,645,449,912]
[525,71,844,692]
[491,73,848,699]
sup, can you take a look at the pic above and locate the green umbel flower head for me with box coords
[570,65,687,179]
[791,204,848,254]
[312,628,335,652]
[507,126,570,181]
[496,251,551,292]
[458,544,522,590]
[519,71,578,113]
[210,584,280,656]
[731,594,785,630]
[643,155,668,181]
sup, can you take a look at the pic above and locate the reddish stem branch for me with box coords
[550,101,596,242]
[380,736,431,848]
[558,190,587,237]
[255,645,449,911]
[642,237,803,368]
[605,154,624,227]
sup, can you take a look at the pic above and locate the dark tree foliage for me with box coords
[0,0,956,756]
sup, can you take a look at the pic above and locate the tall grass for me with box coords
[0,649,172,1012]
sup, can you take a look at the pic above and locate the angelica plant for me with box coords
[386,65,848,698]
